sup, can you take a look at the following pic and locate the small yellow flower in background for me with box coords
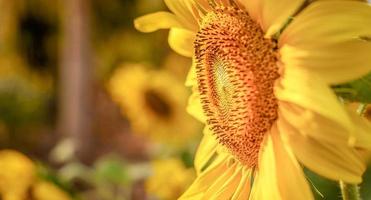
[32,181,71,200]
[0,150,72,200]
[146,159,195,200]
[0,150,35,200]
[108,63,201,147]
[136,0,371,199]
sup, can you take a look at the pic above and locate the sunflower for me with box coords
[145,158,195,200]
[108,63,201,147]
[135,0,371,199]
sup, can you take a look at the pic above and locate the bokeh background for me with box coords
[0,0,370,200]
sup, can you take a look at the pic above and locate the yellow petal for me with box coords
[279,101,371,149]
[231,168,252,200]
[279,1,371,84]
[273,130,314,200]
[251,128,313,200]
[194,128,218,174]
[239,0,260,24]
[194,0,213,12]
[185,60,197,87]
[279,102,356,147]
[186,85,206,123]
[278,116,366,183]
[134,12,182,32]
[345,109,371,150]
[179,154,230,199]
[164,0,199,32]
[185,60,206,122]
[182,154,250,200]
[168,28,195,57]
[239,0,306,37]
[275,65,353,138]
[203,163,240,199]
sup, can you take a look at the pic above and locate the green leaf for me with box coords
[332,72,371,103]
[93,155,130,186]
[180,150,194,168]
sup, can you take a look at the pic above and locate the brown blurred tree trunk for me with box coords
[58,0,93,163]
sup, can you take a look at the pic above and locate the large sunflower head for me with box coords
[108,63,201,147]
[135,0,371,199]
[194,5,281,167]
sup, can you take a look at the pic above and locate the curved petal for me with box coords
[181,153,251,200]
[194,0,213,12]
[179,154,230,199]
[278,102,371,149]
[185,60,197,87]
[186,85,207,123]
[250,155,279,200]
[168,28,195,57]
[164,0,199,32]
[194,128,218,174]
[279,1,371,84]
[203,164,241,199]
[134,12,182,32]
[346,109,371,150]
[275,65,354,139]
[239,0,306,37]
[278,116,366,183]
[231,168,252,200]
[251,128,313,200]
[185,60,206,122]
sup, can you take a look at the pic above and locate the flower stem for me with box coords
[339,103,367,200]
[339,181,361,200]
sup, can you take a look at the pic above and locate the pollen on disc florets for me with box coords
[195,6,280,168]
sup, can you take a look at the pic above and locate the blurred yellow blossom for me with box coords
[32,181,71,200]
[108,64,201,147]
[0,150,35,200]
[145,159,195,200]
[0,150,72,200]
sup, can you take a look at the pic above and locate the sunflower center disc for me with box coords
[144,89,172,119]
[195,6,279,167]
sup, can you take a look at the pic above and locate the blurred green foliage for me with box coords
[0,72,51,126]
[91,156,131,186]
[333,72,371,103]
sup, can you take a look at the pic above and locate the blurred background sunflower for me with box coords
[108,63,201,148]
[0,0,202,199]
[0,0,370,199]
